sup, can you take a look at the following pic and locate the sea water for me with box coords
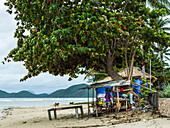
[0,98,93,118]
[0,98,93,109]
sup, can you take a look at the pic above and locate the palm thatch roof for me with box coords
[118,67,157,83]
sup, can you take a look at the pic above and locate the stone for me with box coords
[158,98,170,117]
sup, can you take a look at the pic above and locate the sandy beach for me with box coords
[0,104,170,128]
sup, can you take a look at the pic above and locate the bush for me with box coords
[161,83,170,98]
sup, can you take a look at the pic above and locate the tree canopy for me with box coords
[3,0,169,82]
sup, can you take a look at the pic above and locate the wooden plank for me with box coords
[122,88,133,92]
[55,105,82,110]
[132,82,156,92]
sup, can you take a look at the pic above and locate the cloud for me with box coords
[0,0,88,94]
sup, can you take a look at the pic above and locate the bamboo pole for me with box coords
[95,88,98,117]
[88,88,90,117]
[116,86,120,112]
[112,87,114,112]
[132,82,156,92]
[92,88,94,112]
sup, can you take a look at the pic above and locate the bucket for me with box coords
[116,103,121,108]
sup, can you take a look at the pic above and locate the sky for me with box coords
[0,0,89,94]
[0,1,169,94]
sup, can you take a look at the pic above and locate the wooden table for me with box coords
[47,105,84,120]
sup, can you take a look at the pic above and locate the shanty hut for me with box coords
[80,78,135,117]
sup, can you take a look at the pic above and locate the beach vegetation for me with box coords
[161,83,170,98]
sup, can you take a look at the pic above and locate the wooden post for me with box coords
[48,110,52,120]
[54,109,57,119]
[116,86,120,112]
[80,106,84,119]
[125,100,127,111]
[75,108,79,118]
[111,87,114,112]
[95,88,98,117]
[92,88,94,112]
[88,88,90,117]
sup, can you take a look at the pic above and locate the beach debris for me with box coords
[69,102,74,105]
[22,121,27,124]
[0,108,13,120]
[33,120,41,123]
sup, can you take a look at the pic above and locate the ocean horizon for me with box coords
[0,98,93,109]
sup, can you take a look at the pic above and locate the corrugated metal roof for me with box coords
[80,80,131,90]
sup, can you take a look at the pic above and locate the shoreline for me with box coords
[0,105,170,128]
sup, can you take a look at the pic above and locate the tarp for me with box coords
[96,87,122,97]
[96,87,113,97]
[132,79,148,95]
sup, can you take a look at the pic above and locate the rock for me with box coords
[141,118,146,122]
[22,121,27,124]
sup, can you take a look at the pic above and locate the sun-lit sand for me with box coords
[0,104,170,128]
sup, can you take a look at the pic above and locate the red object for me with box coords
[137,22,142,25]
[95,26,98,28]
[50,0,53,4]
[80,24,82,27]
[119,15,121,18]
[57,42,60,45]
[37,44,39,47]
[118,24,121,28]
[87,31,91,34]
[119,30,122,33]
[111,24,114,26]
[123,26,126,29]
[120,88,124,91]
[138,17,142,21]
[74,25,76,28]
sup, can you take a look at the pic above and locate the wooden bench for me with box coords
[47,105,84,120]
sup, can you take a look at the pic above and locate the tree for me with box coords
[3,0,169,82]
[148,0,170,14]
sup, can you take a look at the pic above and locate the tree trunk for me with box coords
[105,51,123,80]
[140,45,146,78]
[128,49,136,81]
[142,66,146,78]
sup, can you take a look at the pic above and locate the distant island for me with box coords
[0,84,93,98]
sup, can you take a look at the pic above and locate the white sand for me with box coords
[0,105,169,128]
